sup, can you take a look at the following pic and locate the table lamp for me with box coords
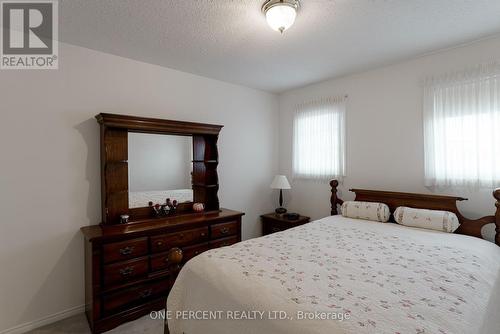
[270,175,291,214]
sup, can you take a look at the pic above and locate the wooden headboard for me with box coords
[329,180,500,246]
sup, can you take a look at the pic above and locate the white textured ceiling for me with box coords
[60,0,500,93]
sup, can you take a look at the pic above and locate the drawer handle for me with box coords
[119,246,134,256]
[119,266,134,277]
[156,241,164,247]
[163,257,169,263]
[194,250,200,255]
[139,289,153,299]
[200,232,206,237]
[178,233,185,239]
[220,227,230,235]
[168,247,183,264]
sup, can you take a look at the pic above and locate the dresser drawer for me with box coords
[209,236,239,248]
[102,237,148,264]
[150,227,209,253]
[211,221,239,239]
[150,252,171,272]
[182,243,210,263]
[103,257,149,286]
[102,279,170,315]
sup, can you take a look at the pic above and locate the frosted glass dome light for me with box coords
[262,0,300,34]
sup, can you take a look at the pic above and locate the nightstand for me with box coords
[261,213,310,235]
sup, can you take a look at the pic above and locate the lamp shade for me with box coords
[270,175,291,189]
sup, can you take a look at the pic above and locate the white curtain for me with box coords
[292,96,346,180]
[423,61,500,188]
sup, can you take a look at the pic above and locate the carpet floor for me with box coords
[26,313,163,334]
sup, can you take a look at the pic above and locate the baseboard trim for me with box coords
[0,305,85,334]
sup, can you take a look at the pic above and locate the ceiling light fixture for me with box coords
[262,0,300,34]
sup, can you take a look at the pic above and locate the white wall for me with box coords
[279,36,500,238]
[0,42,278,332]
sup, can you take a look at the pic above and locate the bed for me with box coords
[165,181,500,334]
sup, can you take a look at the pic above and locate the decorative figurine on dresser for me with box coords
[80,114,244,334]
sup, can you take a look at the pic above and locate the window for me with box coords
[292,96,346,180]
[423,62,500,187]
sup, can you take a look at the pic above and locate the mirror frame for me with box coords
[96,113,223,225]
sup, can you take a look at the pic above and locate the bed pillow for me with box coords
[341,201,390,222]
[394,206,460,233]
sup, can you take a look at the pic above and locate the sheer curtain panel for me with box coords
[292,96,346,180]
[423,61,500,187]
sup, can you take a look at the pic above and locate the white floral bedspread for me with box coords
[167,215,500,334]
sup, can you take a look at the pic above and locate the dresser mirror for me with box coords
[96,113,222,225]
[128,133,194,209]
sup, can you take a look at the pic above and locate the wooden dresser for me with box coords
[81,209,243,333]
[81,114,244,333]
